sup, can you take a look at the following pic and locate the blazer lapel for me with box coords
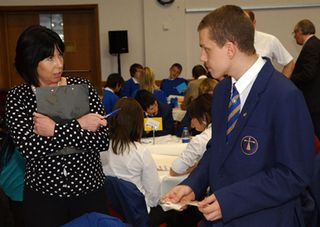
[218,59,275,168]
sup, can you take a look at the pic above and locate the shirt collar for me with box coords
[104,87,114,93]
[232,56,266,94]
[133,77,139,84]
[304,34,315,45]
[198,75,207,80]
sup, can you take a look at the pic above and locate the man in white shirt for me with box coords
[245,10,295,78]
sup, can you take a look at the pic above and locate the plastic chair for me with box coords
[61,212,126,227]
[105,176,149,227]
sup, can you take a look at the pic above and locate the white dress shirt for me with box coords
[171,124,212,174]
[100,141,161,210]
[232,56,266,111]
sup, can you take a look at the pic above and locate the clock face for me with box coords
[157,0,174,5]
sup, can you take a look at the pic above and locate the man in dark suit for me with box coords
[135,89,174,137]
[164,5,315,227]
[291,19,320,139]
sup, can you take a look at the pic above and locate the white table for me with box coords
[142,135,187,156]
[151,153,188,196]
[142,135,189,196]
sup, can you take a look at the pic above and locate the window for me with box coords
[39,14,64,41]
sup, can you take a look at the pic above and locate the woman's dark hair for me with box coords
[105,73,124,89]
[109,98,144,155]
[188,94,212,127]
[134,89,157,111]
[15,25,64,86]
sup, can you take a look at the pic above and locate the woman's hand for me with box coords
[33,112,56,137]
[77,113,107,132]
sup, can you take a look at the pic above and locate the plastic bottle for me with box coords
[181,127,190,143]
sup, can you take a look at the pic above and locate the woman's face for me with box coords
[37,47,64,87]
[191,117,206,132]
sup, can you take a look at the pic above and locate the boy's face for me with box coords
[146,101,158,116]
[134,68,143,80]
[169,66,181,79]
[199,28,231,80]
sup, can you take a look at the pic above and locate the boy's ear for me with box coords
[225,41,237,59]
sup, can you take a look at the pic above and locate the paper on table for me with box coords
[175,82,188,94]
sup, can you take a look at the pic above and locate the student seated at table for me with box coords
[100,98,161,213]
[102,73,124,114]
[170,94,212,176]
[135,89,174,137]
[134,66,167,104]
[182,64,208,110]
[175,78,218,137]
[160,63,188,97]
[120,63,143,97]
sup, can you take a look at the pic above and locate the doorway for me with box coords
[0,5,101,91]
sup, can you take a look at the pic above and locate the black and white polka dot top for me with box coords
[6,77,109,197]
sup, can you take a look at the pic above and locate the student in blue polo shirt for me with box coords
[160,63,188,97]
[121,63,143,97]
[102,73,124,114]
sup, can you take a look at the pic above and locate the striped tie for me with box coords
[226,84,240,141]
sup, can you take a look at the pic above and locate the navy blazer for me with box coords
[143,103,174,137]
[183,59,315,226]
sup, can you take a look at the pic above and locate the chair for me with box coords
[105,176,150,227]
[61,212,126,227]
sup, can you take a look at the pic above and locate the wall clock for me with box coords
[157,0,175,6]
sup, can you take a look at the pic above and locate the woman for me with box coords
[5,25,109,226]
[137,67,167,104]
[170,94,212,176]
